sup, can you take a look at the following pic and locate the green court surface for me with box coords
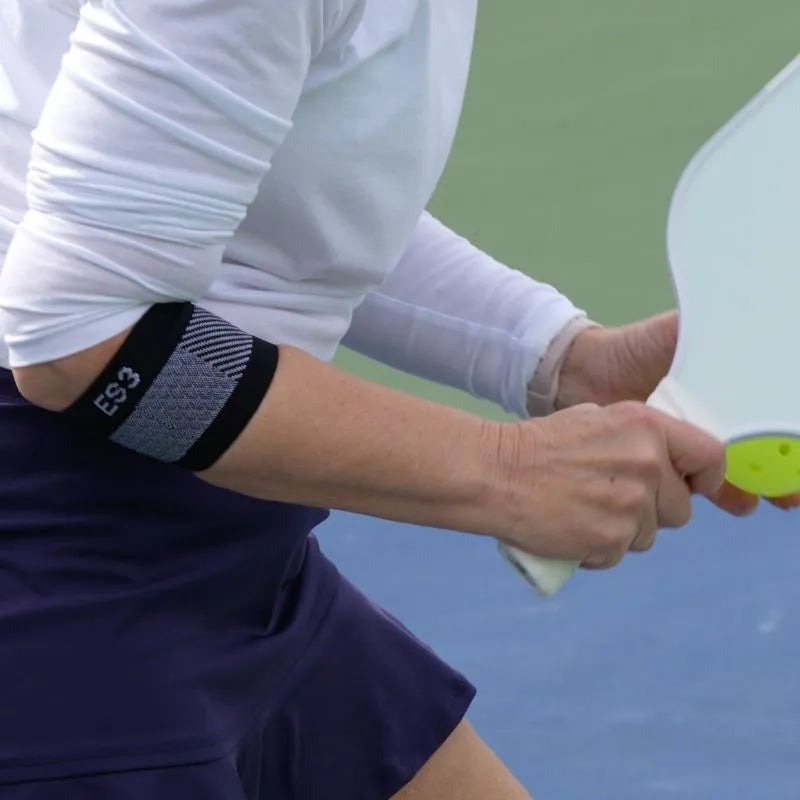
[335,0,798,417]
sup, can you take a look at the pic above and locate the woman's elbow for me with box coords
[12,330,131,412]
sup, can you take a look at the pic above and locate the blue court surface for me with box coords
[317,501,800,799]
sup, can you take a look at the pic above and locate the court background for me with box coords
[319,4,800,797]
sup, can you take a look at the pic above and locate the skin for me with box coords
[391,720,532,800]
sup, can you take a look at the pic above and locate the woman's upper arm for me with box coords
[0,0,321,368]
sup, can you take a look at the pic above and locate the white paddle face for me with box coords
[503,54,800,597]
[666,56,800,440]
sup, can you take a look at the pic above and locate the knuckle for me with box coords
[630,527,657,552]
[704,436,725,461]
[630,445,662,480]
[616,480,652,514]
[583,551,624,570]
[662,497,692,528]
[595,525,630,554]
[615,401,658,429]
[675,499,692,527]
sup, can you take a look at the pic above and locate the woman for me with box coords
[0,1,766,797]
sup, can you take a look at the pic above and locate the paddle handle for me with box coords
[498,544,578,597]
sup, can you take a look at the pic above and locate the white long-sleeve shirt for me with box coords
[0,0,584,417]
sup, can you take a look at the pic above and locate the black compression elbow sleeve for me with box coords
[64,303,279,471]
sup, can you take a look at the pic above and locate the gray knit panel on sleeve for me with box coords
[110,307,253,462]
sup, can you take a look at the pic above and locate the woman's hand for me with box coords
[496,401,725,566]
[554,311,800,514]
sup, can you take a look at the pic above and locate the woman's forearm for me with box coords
[208,345,504,533]
[13,339,509,539]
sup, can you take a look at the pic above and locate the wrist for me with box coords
[472,419,536,544]
[553,325,612,410]
[526,317,603,416]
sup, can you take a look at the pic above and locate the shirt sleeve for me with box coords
[341,212,588,418]
[0,0,323,367]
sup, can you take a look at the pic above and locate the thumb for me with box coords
[609,311,679,402]
[626,311,677,370]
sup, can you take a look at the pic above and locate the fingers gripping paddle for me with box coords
[502,55,800,597]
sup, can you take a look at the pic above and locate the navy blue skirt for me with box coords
[0,370,474,798]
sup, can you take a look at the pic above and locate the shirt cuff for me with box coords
[526,315,602,417]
